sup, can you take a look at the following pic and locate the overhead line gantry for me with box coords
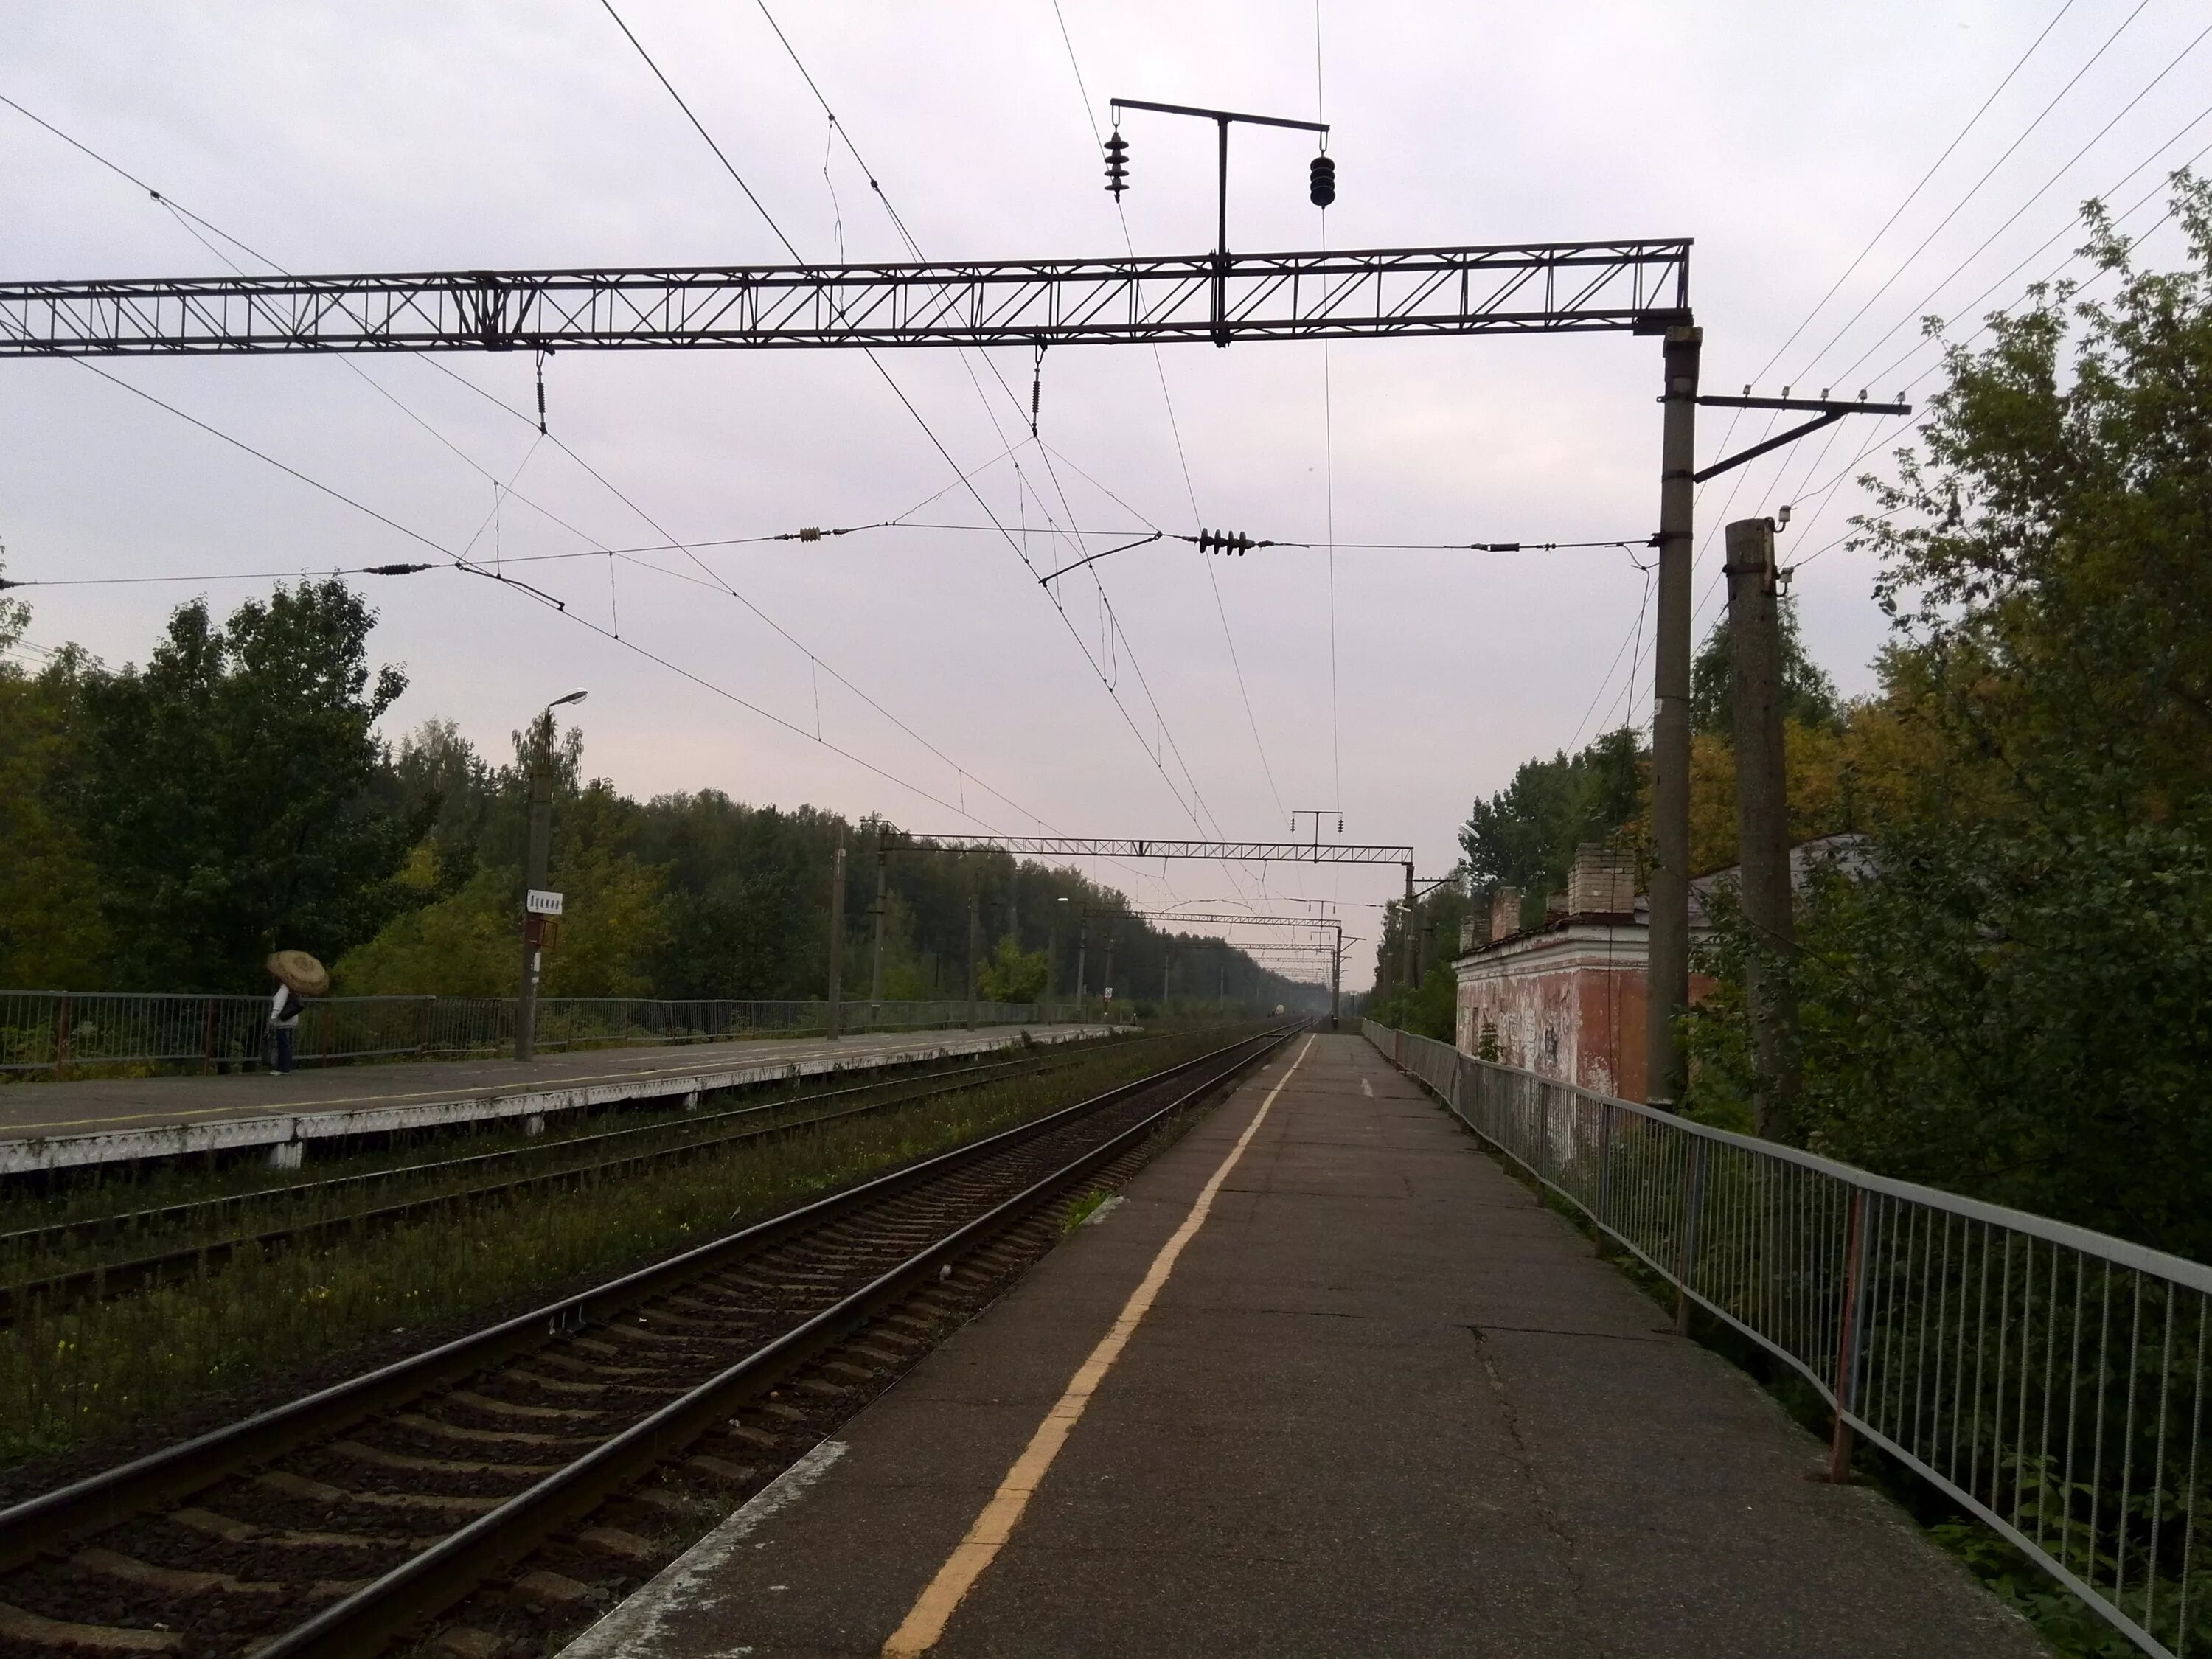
[0,241,1689,355]
[1,223,1714,1099]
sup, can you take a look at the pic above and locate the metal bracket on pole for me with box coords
[1691,395,1910,484]
[1108,97,1330,349]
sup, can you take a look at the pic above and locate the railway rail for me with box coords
[0,1033,1175,1323]
[0,1023,1295,1659]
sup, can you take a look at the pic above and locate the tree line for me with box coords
[1377,180,2212,1262]
[0,577,1309,1017]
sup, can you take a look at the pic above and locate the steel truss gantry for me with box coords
[0,241,1690,356]
[883,833,1411,869]
[1,229,1707,1101]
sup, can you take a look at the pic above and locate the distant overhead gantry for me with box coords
[882,833,1411,869]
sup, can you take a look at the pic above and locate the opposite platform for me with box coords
[0,1023,1099,1172]
[565,1031,2038,1659]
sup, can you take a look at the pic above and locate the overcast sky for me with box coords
[4,1,2205,988]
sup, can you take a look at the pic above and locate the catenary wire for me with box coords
[0,98,1075,846]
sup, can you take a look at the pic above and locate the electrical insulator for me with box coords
[1309,153,1335,209]
[1197,528,1256,555]
[1104,131,1129,199]
[798,526,822,543]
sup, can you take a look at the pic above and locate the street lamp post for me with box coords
[515,688,587,1062]
[1050,897,1068,1015]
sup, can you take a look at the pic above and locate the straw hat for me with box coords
[267,950,330,998]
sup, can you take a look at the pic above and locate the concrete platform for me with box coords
[564,1032,2042,1659]
[0,1024,1102,1173]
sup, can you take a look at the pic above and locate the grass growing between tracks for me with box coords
[0,1026,1248,1470]
[0,1040,1142,1288]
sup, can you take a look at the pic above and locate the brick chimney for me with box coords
[1567,842,1637,917]
[1489,886,1521,942]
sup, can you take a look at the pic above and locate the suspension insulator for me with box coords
[1309,153,1336,209]
[1104,132,1130,199]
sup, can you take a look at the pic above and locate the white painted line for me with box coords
[880,1036,1316,1657]
[560,1439,847,1658]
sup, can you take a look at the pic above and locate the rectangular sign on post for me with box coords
[526,889,564,917]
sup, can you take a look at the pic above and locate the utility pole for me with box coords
[514,688,585,1062]
[1646,324,1703,1109]
[1074,909,1089,1014]
[869,843,888,1026]
[1727,515,1799,1140]
[1400,863,1416,1001]
[1331,923,1343,1031]
[1102,928,1116,1023]
[825,832,846,1040]
[966,889,981,1029]
[1161,947,1172,1010]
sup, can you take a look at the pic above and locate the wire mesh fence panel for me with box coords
[1362,1020,2212,1658]
[1,990,1091,1074]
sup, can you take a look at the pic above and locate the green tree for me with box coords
[63,581,417,990]
[0,566,108,987]
[1690,592,1843,739]
[1460,726,1643,914]
[1688,178,2212,1257]
[978,936,1048,1003]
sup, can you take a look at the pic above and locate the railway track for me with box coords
[0,1023,1294,1659]
[0,1032,1167,1324]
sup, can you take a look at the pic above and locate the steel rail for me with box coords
[0,1037,1165,1322]
[257,1024,1296,1659]
[0,1025,1288,1582]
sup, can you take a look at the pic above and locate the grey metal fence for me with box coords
[1364,1020,2212,1658]
[0,991,1091,1075]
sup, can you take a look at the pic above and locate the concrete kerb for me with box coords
[0,1027,1106,1178]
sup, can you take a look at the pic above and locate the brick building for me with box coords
[1452,836,1864,1103]
[1453,844,1660,1100]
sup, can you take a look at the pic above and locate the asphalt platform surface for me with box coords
[0,1024,1094,1144]
[563,1029,2042,1659]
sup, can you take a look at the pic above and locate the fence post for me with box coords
[1594,1099,1615,1256]
[53,995,72,1075]
[417,996,432,1058]
[201,997,218,1074]
[1674,1135,1709,1334]
[1828,1186,1869,1482]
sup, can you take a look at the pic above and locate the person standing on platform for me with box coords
[265,950,328,1076]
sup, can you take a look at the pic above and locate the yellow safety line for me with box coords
[880,1033,1315,1658]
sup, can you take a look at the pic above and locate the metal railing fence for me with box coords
[1363,1020,2212,1658]
[0,991,1095,1075]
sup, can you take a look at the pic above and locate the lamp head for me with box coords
[547,688,589,711]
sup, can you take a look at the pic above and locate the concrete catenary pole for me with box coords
[1400,863,1416,1002]
[869,844,888,1026]
[825,832,847,1040]
[1102,928,1116,1022]
[1161,947,1172,1010]
[1074,910,1089,1012]
[967,888,981,1029]
[1646,324,1703,1108]
[1332,923,1343,1031]
[1726,515,1800,1139]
